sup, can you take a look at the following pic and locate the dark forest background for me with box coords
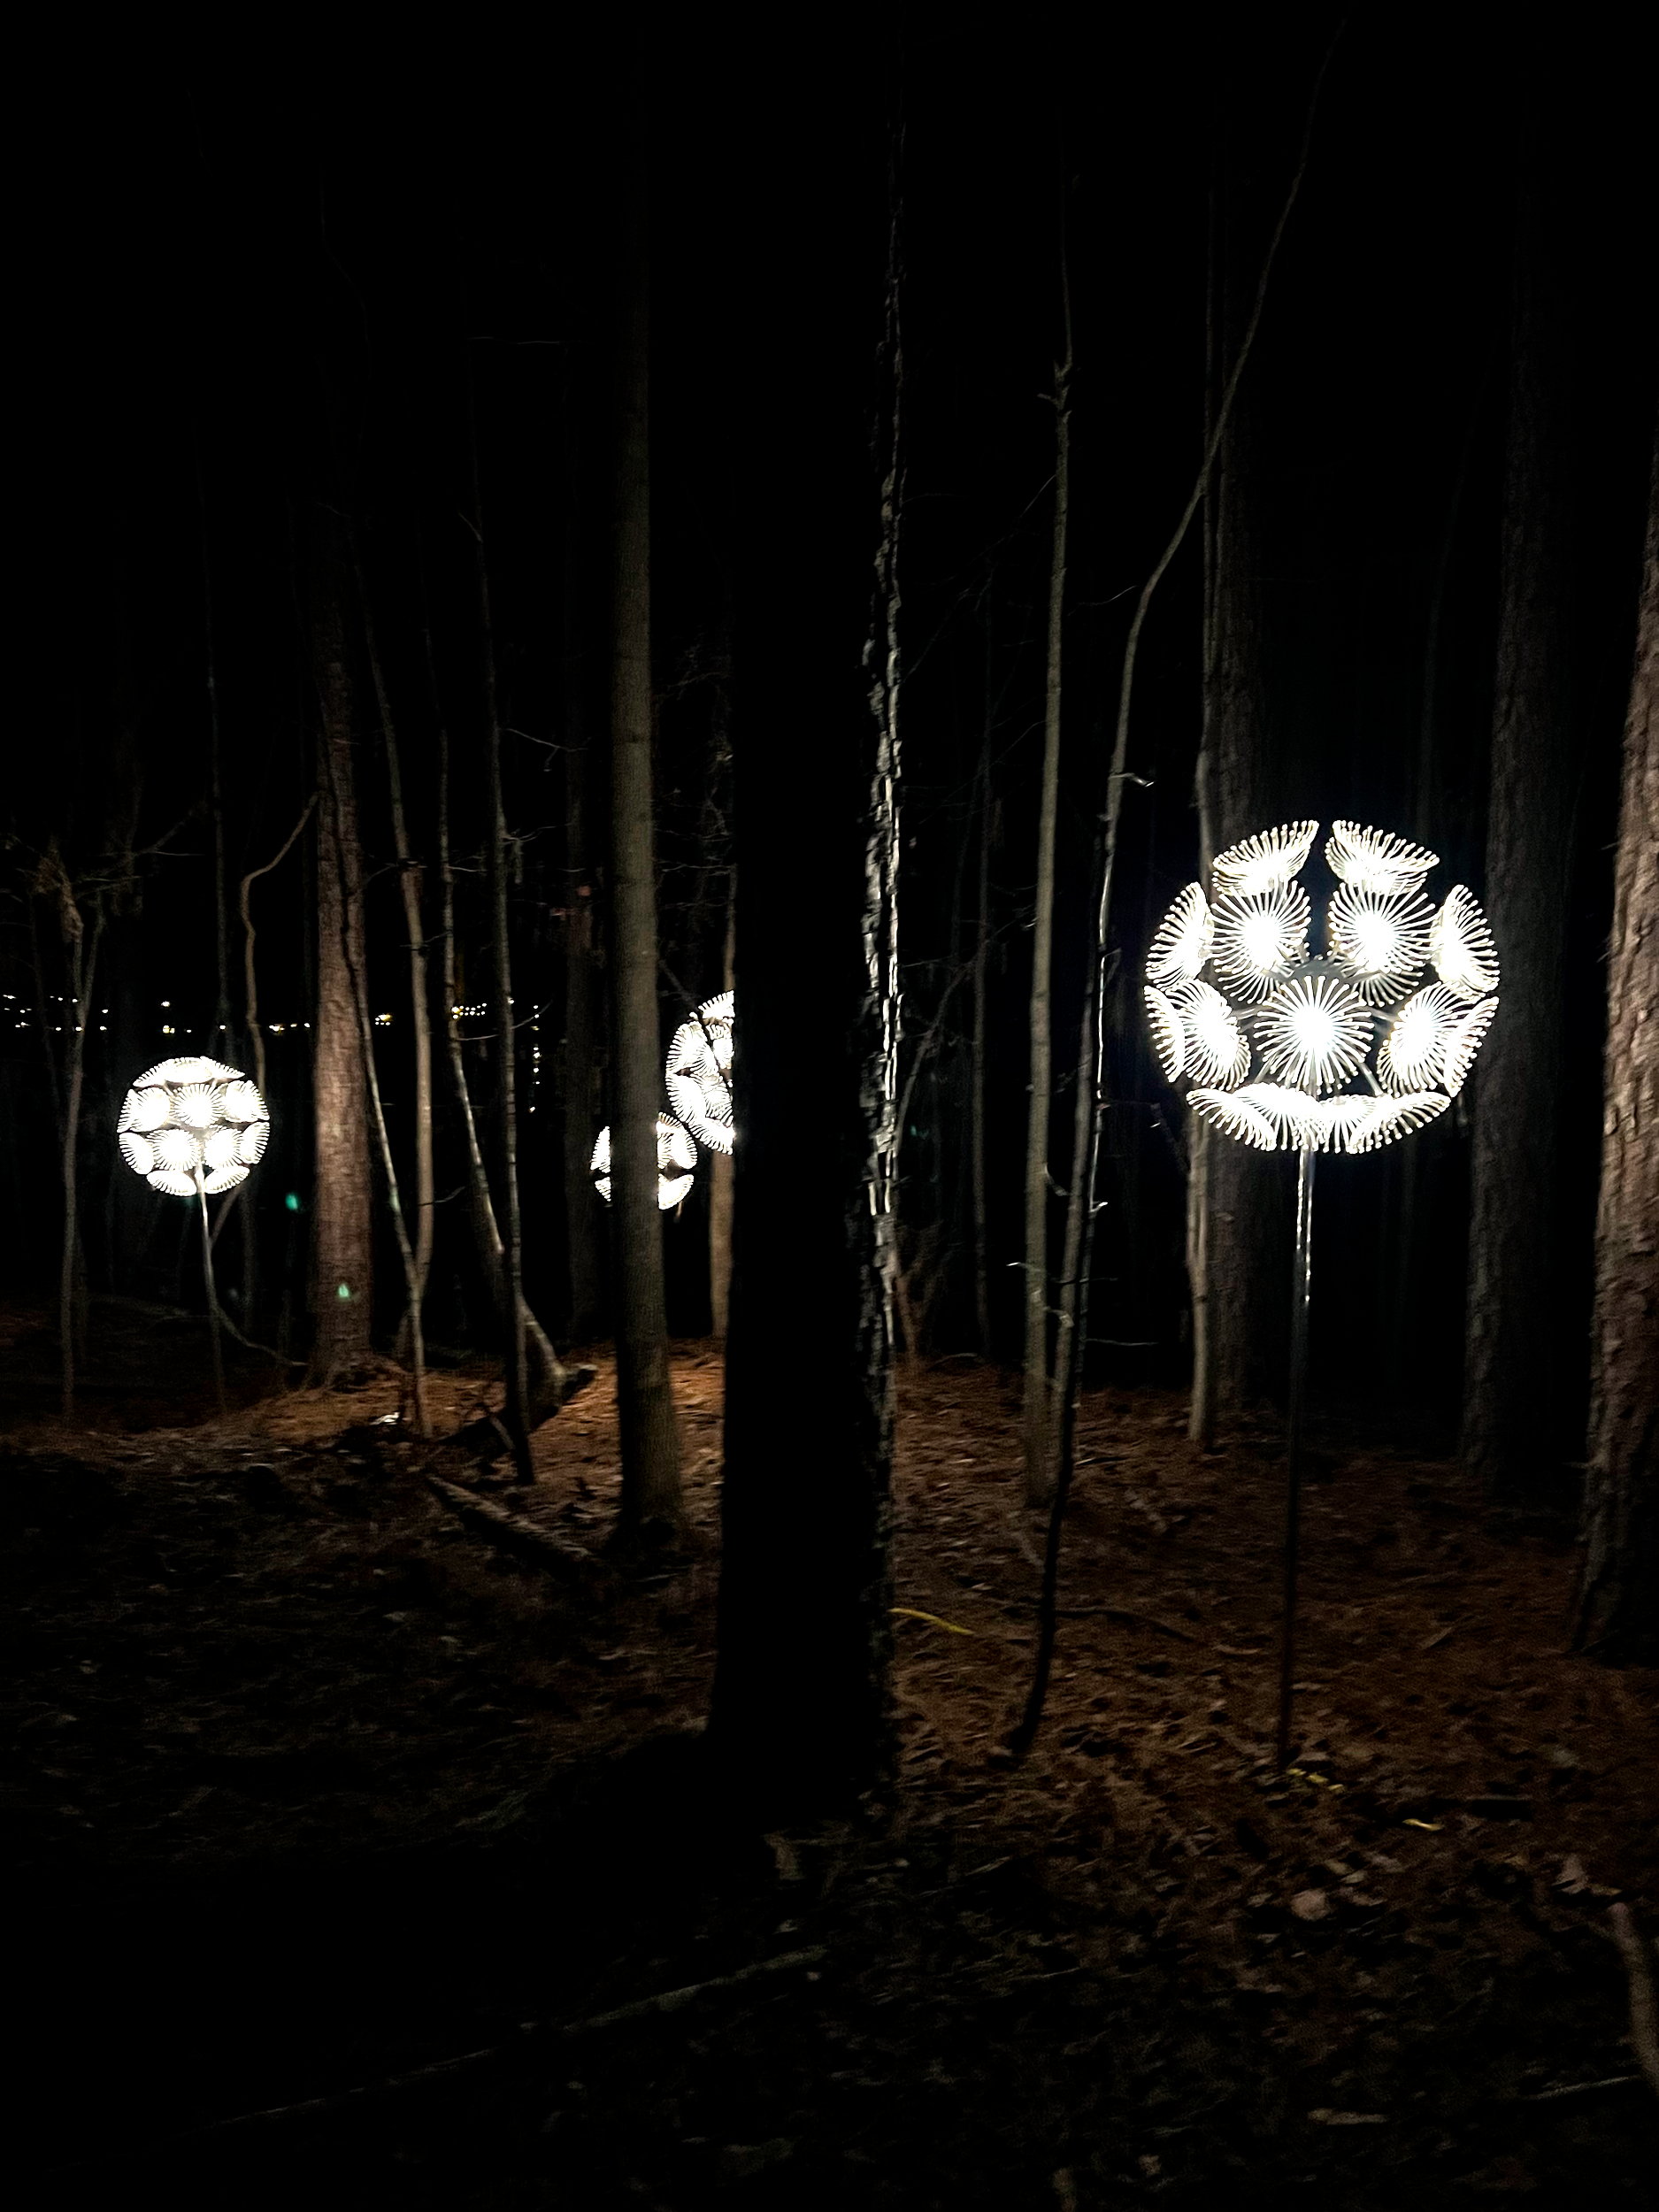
[6,9,1652,1449]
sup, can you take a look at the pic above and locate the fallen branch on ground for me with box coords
[1609,1901,1659,2098]
[422,1471,592,1576]
[60,1947,829,2165]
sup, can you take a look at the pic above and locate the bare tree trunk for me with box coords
[1187,180,1223,1448]
[239,795,314,1326]
[1203,153,1280,1422]
[1463,143,1579,1500]
[708,900,735,1338]
[468,412,536,1486]
[320,718,430,1437]
[358,549,434,1326]
[1576,436,1657,1663]
[972,680,993,1356]
[711,102,901,1811]
[561,738,603,1343]
[1014,43,1337,1754]
[434,698,569,1421]
[308,542,374,1382]
[1022,248,1072,1508]
[606,128,681,1536]
[58,895,104,1420]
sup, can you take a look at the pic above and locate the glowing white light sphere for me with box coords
[1143,821,1499,1155]
[1211,820,1319,898]
[1326,883,1434,1004]
[1324,820,1438,895]
[1378,983,1463,1094]
[1143,985,1186,1084]
[117,1056,270,1197]
[1145,883,1213,987]
[1256,973,1371,1095]
[1170,979,1250,1088]
[1440,993,1499,1097]
[1210,883,1310,1002]
[664,990,735,1155]
[590,1116,697,1210]
[1429,884,1501,1002]
[1187,1085,1278,1150]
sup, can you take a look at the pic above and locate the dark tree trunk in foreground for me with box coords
[560,500,603,1341]
[309,541,374,1379]
[606,127,681,1535]
[711,91,900,1812]
[1463,152,1578,1499]
[1198,196,1278,1423]
[1021,261,1071,1506]
[1577,441,1658,1662]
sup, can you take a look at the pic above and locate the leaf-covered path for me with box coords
[4,1310,1655,2203]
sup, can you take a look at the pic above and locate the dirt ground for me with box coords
[4,1296,1655,2206]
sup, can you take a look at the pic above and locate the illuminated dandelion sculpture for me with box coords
[592,992,737,1216]
[1145,822,1500,1767]
[116,1056,271,1413]
[664,991,734,1154]
[590,1115,698,1211]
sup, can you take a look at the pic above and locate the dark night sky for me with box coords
[9,11,1655,1408]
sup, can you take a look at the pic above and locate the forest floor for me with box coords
[4,1294,1655,2208]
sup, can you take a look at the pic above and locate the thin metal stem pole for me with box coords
[1276,1146,1316,1771]
[196,1173,227,1420]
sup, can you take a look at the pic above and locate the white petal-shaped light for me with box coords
[1256,974,1371,1095]
[200,1163,251,1195]
[1429,886,1499,1001]
[590,1115,699,1210]
[1347,1090,1451,1154]
[1170,979,1248,1088]
[148,1169,198,1198]
[1310,1094,1379,1153]
[1378,984,1461,1093]
[1143,986,1186,1083]
[1440,995,1498,1097]
[119,1132,157,1177]
[1145,883,1213,988]
[1233,1082,1321,1148]
[1187,1086,1278,1150]
[222,1079,268,1125]
[664,990,735,1155]
[1211,820,1319,898]
[153,1126,204,1174]
[237,1121,271,1166]
[119,1085,170,1134]
[203,1125,242,1171]
[1326,883,1432,1004]
[1210,883,1310,1002]
[1325,820,1439,895]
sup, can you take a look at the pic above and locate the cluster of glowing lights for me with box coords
[592,992,739,1211]
[589,1115,698,1211]
[117,1056,271,1196]
[1144,821,1499,1154]
[664,991,735,1155]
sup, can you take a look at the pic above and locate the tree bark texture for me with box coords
[711,93,899,1811]
[1200,285,1279,1417]
[1577,439,1657,1662]
[708,902,735,1339]
[1022,305,1071,1507]
[309,541,374,1380]
[561,705,603,1341]
[606,138,681,1533]
[1463,157,1579,1497]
